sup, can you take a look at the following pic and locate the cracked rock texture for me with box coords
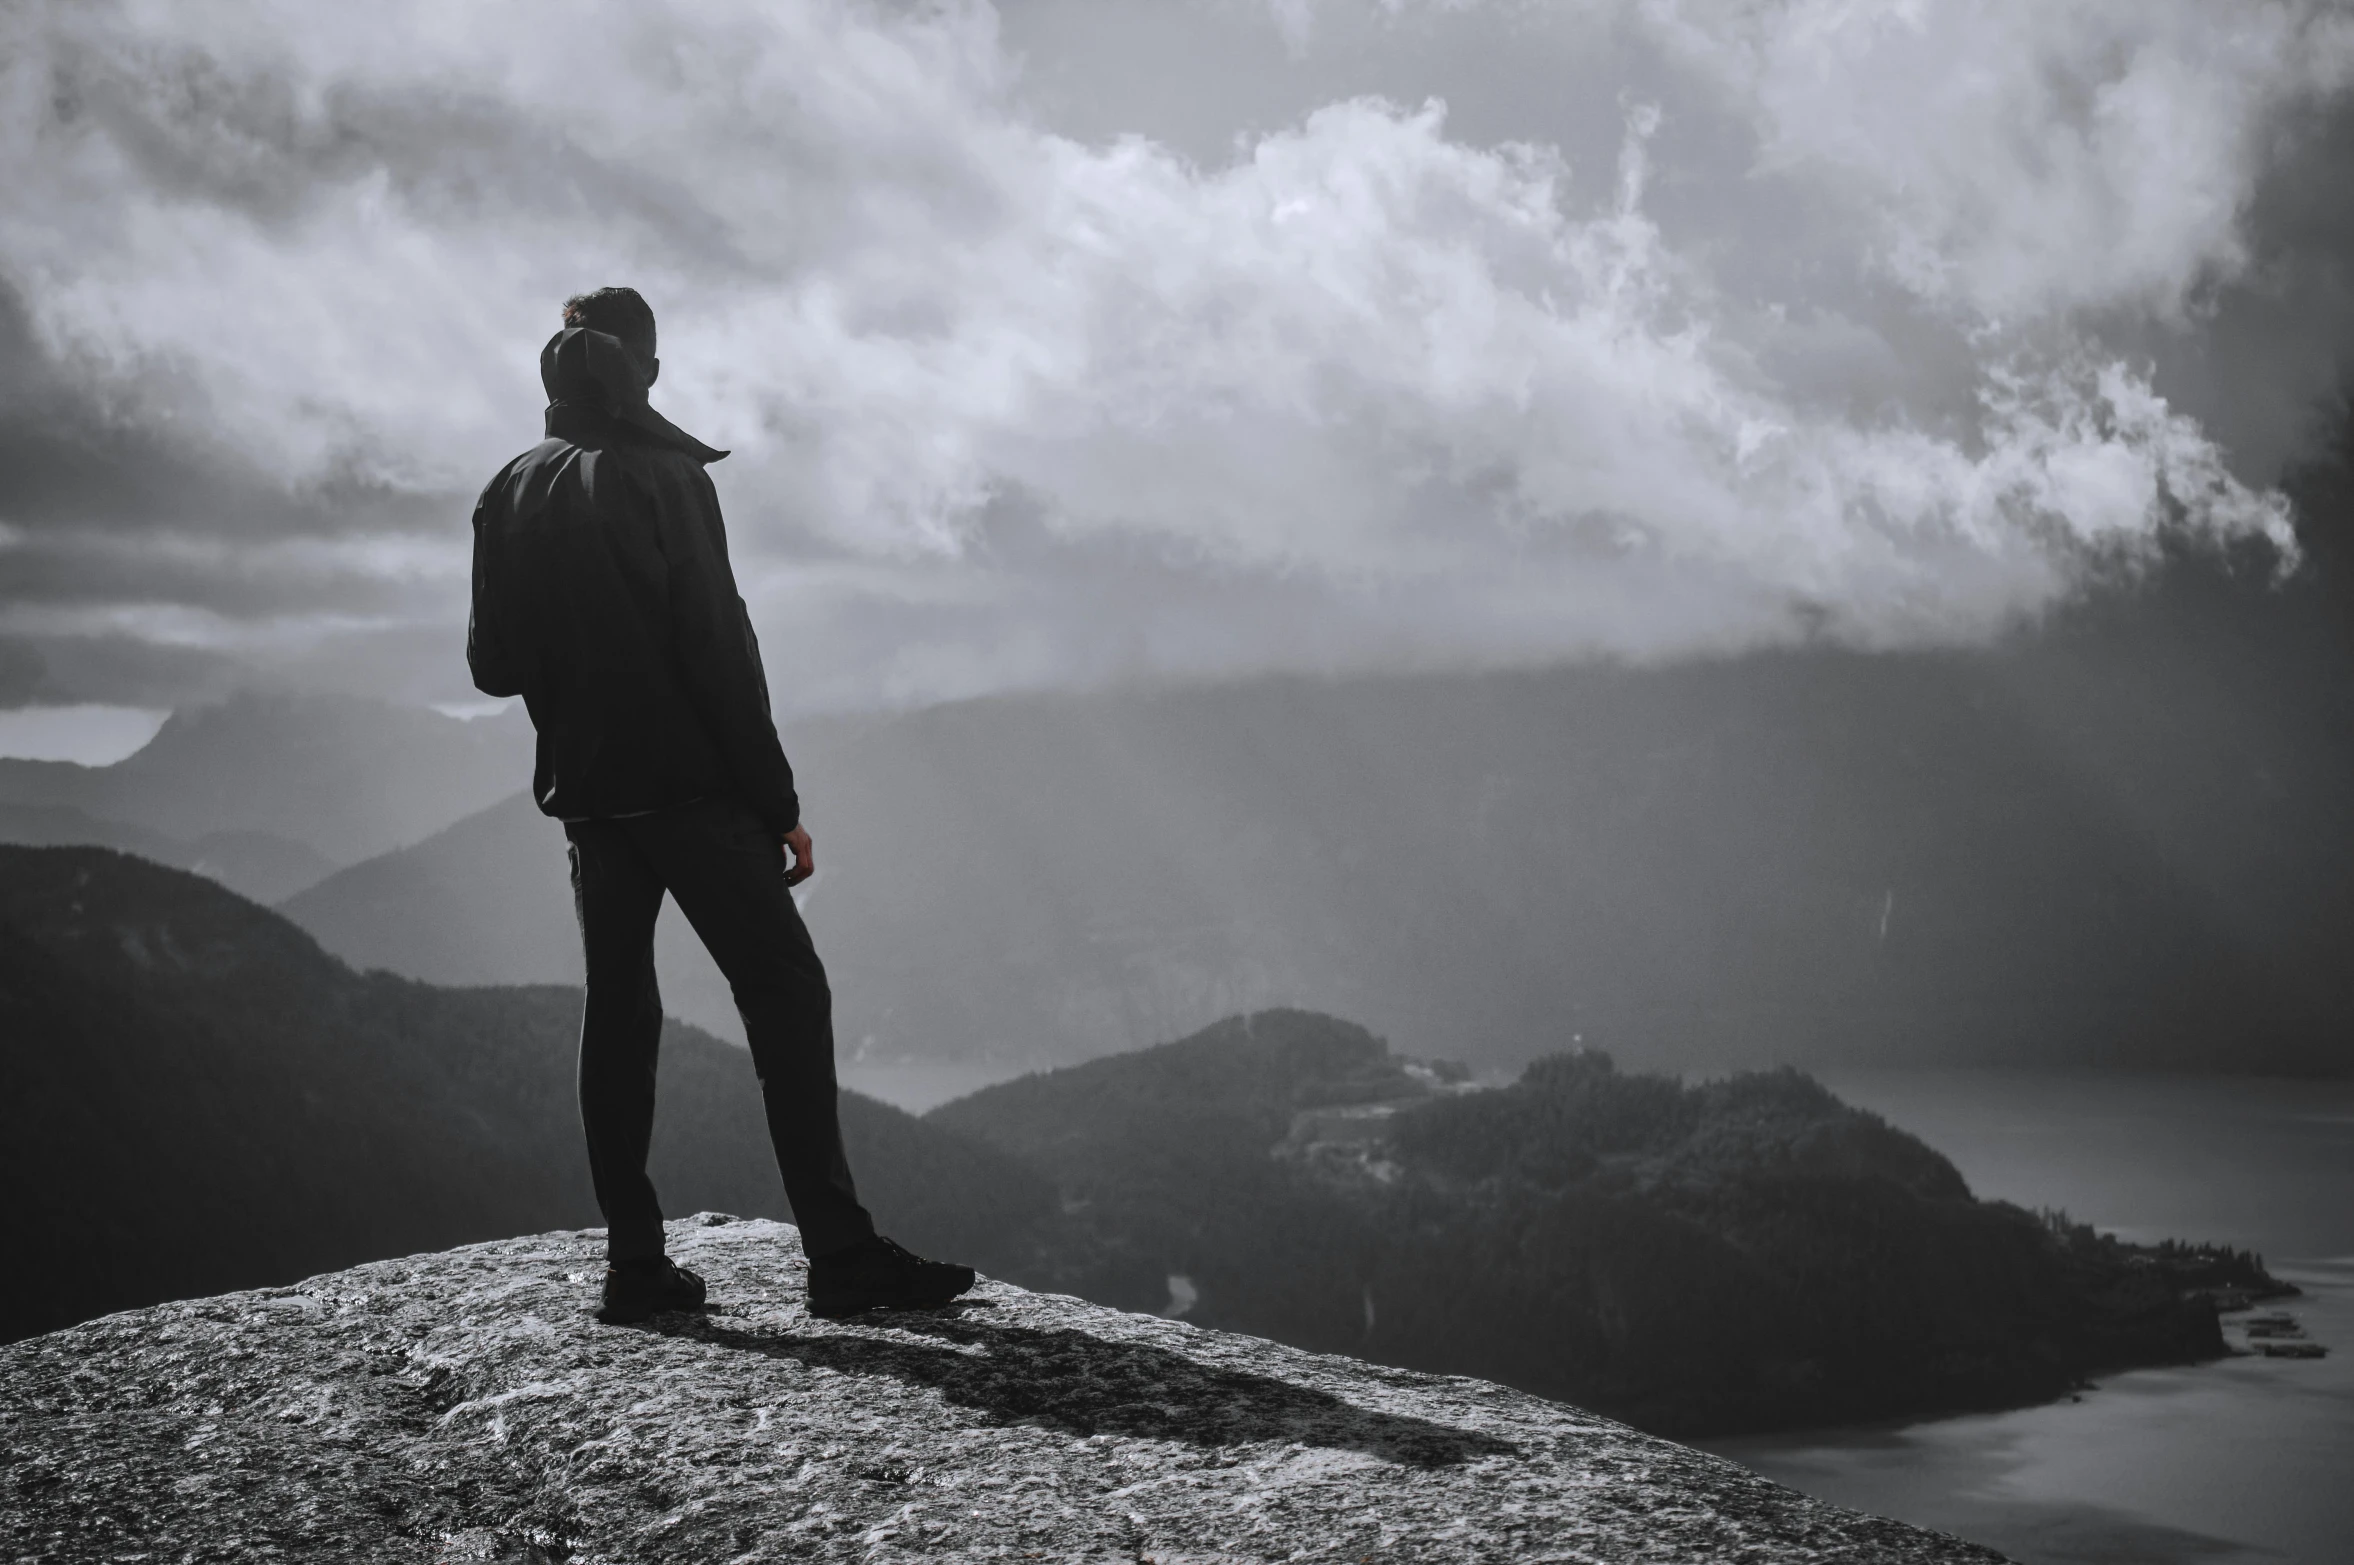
[1,1216,2007,1563]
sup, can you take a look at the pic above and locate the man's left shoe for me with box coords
[597,1256,708,1324]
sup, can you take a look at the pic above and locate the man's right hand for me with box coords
[782,824,815,887]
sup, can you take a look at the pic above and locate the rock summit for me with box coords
[2,1216,2004,1563]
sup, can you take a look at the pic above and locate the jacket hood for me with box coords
[539,327,728,464]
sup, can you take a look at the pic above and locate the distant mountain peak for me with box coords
[0,688,533,863]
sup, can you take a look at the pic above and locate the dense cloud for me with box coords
[2,0,2350,713]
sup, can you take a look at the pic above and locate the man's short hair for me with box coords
[561,287,657,364]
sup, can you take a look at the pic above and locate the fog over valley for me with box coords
[12,577,2354,1086]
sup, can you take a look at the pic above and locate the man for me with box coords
[467,286,973,1324]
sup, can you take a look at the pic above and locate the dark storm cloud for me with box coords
[41,28,748,264]
[0,271,462,705]
[0,278,446,544]
[0,639,46,706]
[0,633,242,710]
[1,0,2348,713]
[2120,94,2354,483]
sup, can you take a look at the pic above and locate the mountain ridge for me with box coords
[285,650,2354,1077]
[0,690,533,863]
[924,1009,2265,1437]
[0,847,2280,1446]
[0,799,335,901]
[0,844,1047,1345]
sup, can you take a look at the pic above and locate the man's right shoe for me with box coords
[597,1256,708,1324]
[807,1235,976,1319]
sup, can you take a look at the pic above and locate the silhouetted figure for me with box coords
[467,287,973,1323]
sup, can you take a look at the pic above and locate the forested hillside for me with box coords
[0,849,2279,1438]
[931,1011,2272,1436]
[0,846,1048,1344]
[288,626,2354,1080]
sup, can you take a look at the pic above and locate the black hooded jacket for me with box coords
[467,327,800,831]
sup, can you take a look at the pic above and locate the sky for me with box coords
[4,0,2353,758]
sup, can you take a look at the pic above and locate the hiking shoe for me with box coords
[807,1235,975,1318]
[597,1256,708,1324]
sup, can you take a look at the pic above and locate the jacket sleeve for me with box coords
[654,463,802,832]
[467,487,525,699]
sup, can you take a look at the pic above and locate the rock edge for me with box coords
[1,1216,2008,1563]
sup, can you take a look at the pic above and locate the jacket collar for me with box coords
[539,327,729,464]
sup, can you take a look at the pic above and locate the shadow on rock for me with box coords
[646,1309,1517,1468]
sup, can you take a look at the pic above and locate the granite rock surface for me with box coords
[1,1216,2008,1563]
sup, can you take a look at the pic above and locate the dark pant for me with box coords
[564,796,875,1263]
